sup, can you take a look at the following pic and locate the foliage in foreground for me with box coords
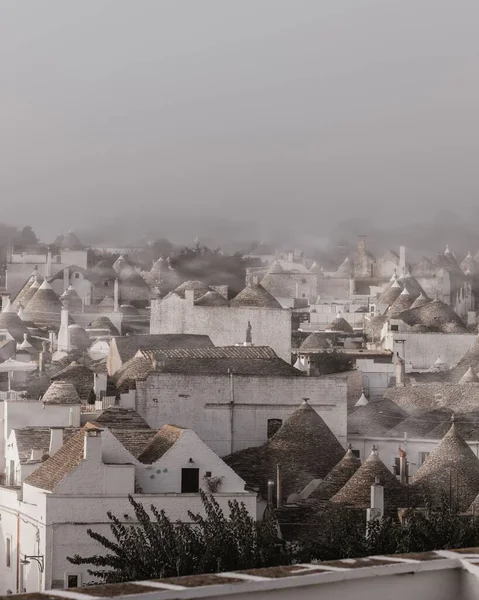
[68,491,287,584]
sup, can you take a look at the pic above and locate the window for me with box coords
[205,471,212,478]
[418,452,430,466]
[74,272,80,279]
[181,468,199,493]
[351,449,360,459]
[390,324,399,332]
[392,457,400,476]
[267,419,283,439]
[66,574,79,588]
[103,280,109,287]
[6,537,11,568]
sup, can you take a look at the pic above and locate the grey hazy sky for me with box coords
[1,0,479,241]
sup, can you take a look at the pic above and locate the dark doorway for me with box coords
[181,468,200,493]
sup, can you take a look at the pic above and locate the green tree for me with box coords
[68,491,287,584]
[16,225,38,246]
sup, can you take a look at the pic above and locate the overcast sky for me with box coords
[1,1,479,241]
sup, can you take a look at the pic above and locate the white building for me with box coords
[0,417,255,593]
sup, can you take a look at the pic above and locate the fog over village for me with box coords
[2,1,479,599]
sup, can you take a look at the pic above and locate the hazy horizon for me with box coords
[2,1,479,240]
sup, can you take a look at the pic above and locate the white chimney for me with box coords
[184,289,195,304]
[30,449,44,461]
[49,427,64,455]
[399,246,406,275]
[57,308,70,352]
[46,248,52,277]
[69,407,74,427]
[113,279,119,313]
[367,476,384,522]
[63,267,69,293]
[1,295,10,312]
[83,429,102,461]
[94,373,107,396]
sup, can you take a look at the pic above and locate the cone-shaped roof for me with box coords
[17,276,42,309]
[61,285,81,300]
[402,272,426,299]
[411,256,437,277]
[0,311,29,342]
[12,273,36,309]
[172,280,211,300]
[412,422,479,510]
[310,446,361,501]
[398,299,467,333]
[41,381,81,405]
[348,398,408,436]
[459,367,479,385]
[119,303,139,315]
[326,315,354,333]
[410,292,431,309]
[51,362,94,402]
[309,261,322,274]
[388,288,413,317]
[299,333,332,351]
[355,391,369,407]
[268,401,345,496]
[195,290,230,307]
[113,255,136,277]
[335,257,353,278]
[145,257,166,286]
[230,283,283,309]
[68,324,92,350]
[377,280,402,306]
[224,400,345,499]
[26,280,62,313]
[268,260,284,274]
[332,447,406,512]
[461,252,476,275]
[91,259,117,280]
[59,231,84,250]
[88,316,120,336]
[364,314,388,343]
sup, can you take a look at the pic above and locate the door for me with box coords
[181,468,199,493]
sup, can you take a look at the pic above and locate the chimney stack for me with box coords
[46,248,52,277]
[399,446,408,485]
[57,308,70,352]
[113,279,119,313]
[49,427,64,456]
[63,267,69,293]
[83,428,102,461]
[395,353,405,388]
[367,475,384,523]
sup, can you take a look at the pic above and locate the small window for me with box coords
[418,452,430,466]
[103,280,109,287]
[67,575,79,588]
[181,468,199,493]
[205,471,212,478]
[6,537,11,568]
[267,419,283,439]
[75,272,80,279]
[351,449,360,459]
[390,324,399,332]
[392,457,400,476]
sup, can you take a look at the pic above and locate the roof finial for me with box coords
[347,443,353,450]
[246,321,252,344]
[372,444,378,453]
[451,413,455,423]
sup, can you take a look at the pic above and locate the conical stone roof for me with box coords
[461,252,476,275]
[24,280,63,326]
[299,333,332,351]
[332,447,406,513]
[335,257,353,278]
[17,276,42,309]
[348,398,408,436]
[268,260,284,274]
[12,273,36,309]
[459,367,479,385]
[88,316,120,336]
[310,446,361,501]
[91,260,117,280]
[398,299,467,333]
[230,284,283,309]
[410,293,431,309]
[0,311,29,342]
[326,315,354,333]
[41,381,81,405]
[412,422,479,511]
[68,325,92,351]
[195,291,230,307]
[378,281,402,306]
[172,281,211,301]
[388,288,413,317]
[59,231,84,250]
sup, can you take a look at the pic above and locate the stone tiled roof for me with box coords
[384,383,479,415]
[113,334,214,364]
[95,407,151,429]
[397,300,468,333]
[364,314,388,342]
[51,362,94,402]
[377,281,402,306]
[309,446,361,501]
[68,324,92,350]
[409,293,431,309]
[299,333,332,351]
[137,425,185,464]
[224,401,345,499]
[58,231,84,249]
[170,280,212,300]
[24,281,64,326]
[111,429,158,459]
[16,276,43,309]
[412,423,479,510]
[113,356,155,392]
[385,409,453,438]
[24,424,98,491]
[41,380,82,405]
[332,448,407,513]
[326,316,354,333]
[88,316,120,335]
[12,273,37,309]
[195,290,230,306]
[0,311,29,342]
[139,346,301,377]
[348,399,408,436]
[459,367,479,384]
[388,289,413,317]
[230,284,283,309]
[14,427,79,463]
